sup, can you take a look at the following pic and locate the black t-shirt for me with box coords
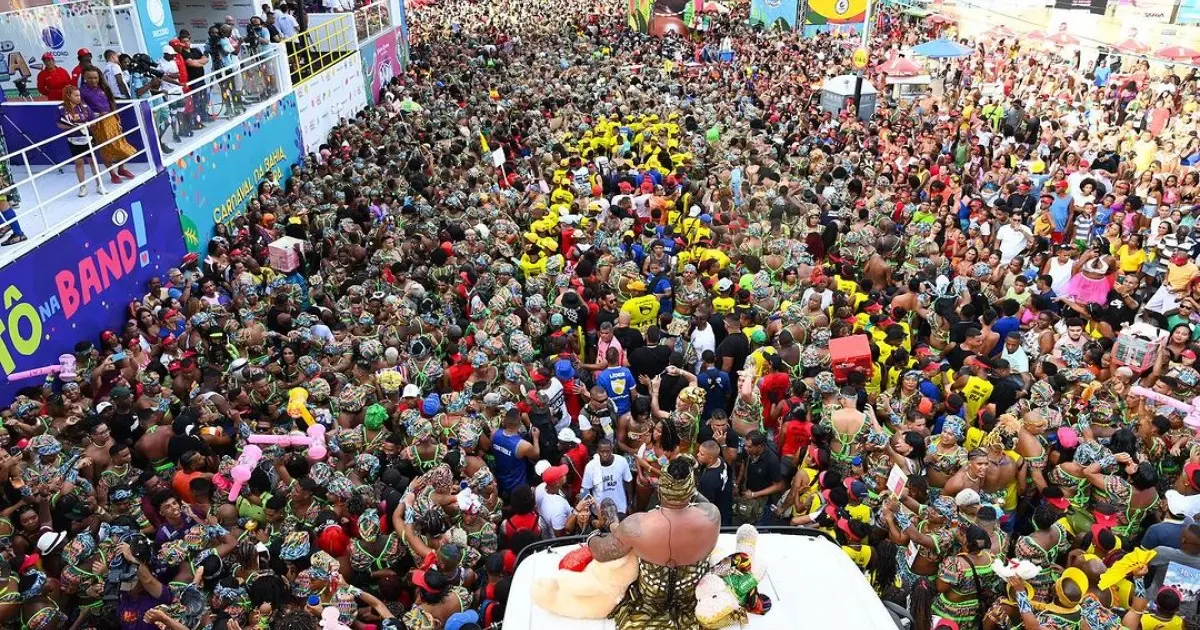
[596,307,619,330]
[613,326,644,354]
[185,47,206,79]
[741,447,782,494]
[696,421,742,451]
[988,375,1022,415]
[1103,289,1137,327]
[265,306,294,333]
[656,373,685,413]
[561,303,588,329]
[628,344,671,393]
[697,460,733,521]
[946,344,976,371]
[109,410,142,445]
[716,332,750,373]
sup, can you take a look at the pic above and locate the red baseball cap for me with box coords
[1186,461,1200,491]
[411,570,437,593]
[541,464,568,485]
[77,48,90,57]
[1045,496,1070,510]
[41,52,53,61]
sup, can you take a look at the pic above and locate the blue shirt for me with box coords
[991,317,1021,356]
[597,367,635,414]
[697,367,731,419]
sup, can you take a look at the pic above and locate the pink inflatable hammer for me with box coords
[1129,386,1200,430]
[246,424,328,460]
[6,354,77,382]
[228,445,263,502]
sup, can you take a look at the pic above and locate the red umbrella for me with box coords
[1044,31,1081,46]
[1112,38,1150,54]
[1026,30,1047,41]
[876,52,923,77]
[986,25,1017,39]
[1155,44,1200,60]
[925,14,953,25]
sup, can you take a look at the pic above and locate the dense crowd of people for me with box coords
[8,0,1200,629]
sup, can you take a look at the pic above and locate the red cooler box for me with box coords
[829,334,873,383]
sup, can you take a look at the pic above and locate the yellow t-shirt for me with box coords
[1167,262,1199,291]
[519,254,547,277]
[712,296,735,314]
[1117,245,1146,273]
[621,295,660,331]
[962,376,994,421]
[748,346,778,379]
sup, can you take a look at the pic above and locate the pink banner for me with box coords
[369,29,399,103]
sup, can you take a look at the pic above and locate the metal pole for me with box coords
[860,0,872,48]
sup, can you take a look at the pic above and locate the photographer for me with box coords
[113,537,170,630]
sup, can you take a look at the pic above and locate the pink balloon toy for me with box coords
[6,354,77,382]
[246,424,328,461]
[227,445,263,502]
[1129,386,1200,430]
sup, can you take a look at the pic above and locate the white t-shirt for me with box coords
[535,483,572,535]
[689,325,715,373]
[581,456,633,515]
[995,223,1030,264]
[800,287,833,311]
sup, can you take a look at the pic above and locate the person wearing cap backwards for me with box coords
[36,53,71,100]
[70,48,93,86]
[534,459,577,537]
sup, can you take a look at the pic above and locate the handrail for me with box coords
[0,100,141,165]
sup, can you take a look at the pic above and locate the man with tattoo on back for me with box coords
[587,456,721,629]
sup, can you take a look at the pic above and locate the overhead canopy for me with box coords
[876,52,923,77]
[822,74,878,97]
[911,38,973,58]
[902,6,931,17]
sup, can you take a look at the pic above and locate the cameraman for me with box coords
[157,44,190,144]
[113,538,171,630]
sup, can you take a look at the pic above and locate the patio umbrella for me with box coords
[1155,44,1200,61]
[876,52,923,77]
[1044,31,1081,46]
[985,25,1017,39]
[911,38,973,58]
[1112,37,1150,54]
[398,98,423,112]
[1026,30,1046,41]
[925,14,953,25]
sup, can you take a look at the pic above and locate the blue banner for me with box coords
[1178,0,1200,24]
[750,0,800,29]
[136,0,177,58]
[167,94,304,253]
[0,173,187,402]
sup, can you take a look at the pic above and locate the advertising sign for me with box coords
[167,93,304,253]
[749,0,799,30]
[296,53,368,155]
[0,173,186,403]
[168,0,257,32]
[1053,0,1108,14]
[0,4,138,99]
[360,27,400,103]
[1114,0,1173,22]
[135,0,176,56]
[803,0,867,35]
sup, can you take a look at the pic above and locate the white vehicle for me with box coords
[505,528,912,630]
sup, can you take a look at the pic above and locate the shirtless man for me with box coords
[942,449,989,499]
[81,421,114,483]
[587,458,720,629]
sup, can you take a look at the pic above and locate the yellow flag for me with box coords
[479,133,490,154]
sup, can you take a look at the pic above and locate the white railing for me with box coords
[0,98,151,252]
[147,45,291,161]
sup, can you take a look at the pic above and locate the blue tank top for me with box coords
[491,429,527,493]
[1050,194,1072,232]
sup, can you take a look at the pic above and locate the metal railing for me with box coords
[355,0,393,42]
[146,45,291,160]
[285,13,357,85]
[0,97,151,253]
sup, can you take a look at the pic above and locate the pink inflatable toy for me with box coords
[6,354,77,382]
[1130,386,1200,430]
[246,424,328,460]
[227,445,263,502]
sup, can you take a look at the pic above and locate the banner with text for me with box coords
[360,27,400,103]
[750,0,799,30]
[1053,0,1108,15]
[168,0,257,32]
[0,173,186,403]
[296,53,368,155]
[0,2,140,99]
[167,94,304,253]
[803,0,866,36]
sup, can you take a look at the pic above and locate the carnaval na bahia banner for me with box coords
[750,0,800,31]
[166,93,304,254]
[803,0,866,35]
[0,173,187,403]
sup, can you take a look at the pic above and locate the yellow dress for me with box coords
[611,559,710,630]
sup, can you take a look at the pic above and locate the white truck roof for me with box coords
[505,531,905,630]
